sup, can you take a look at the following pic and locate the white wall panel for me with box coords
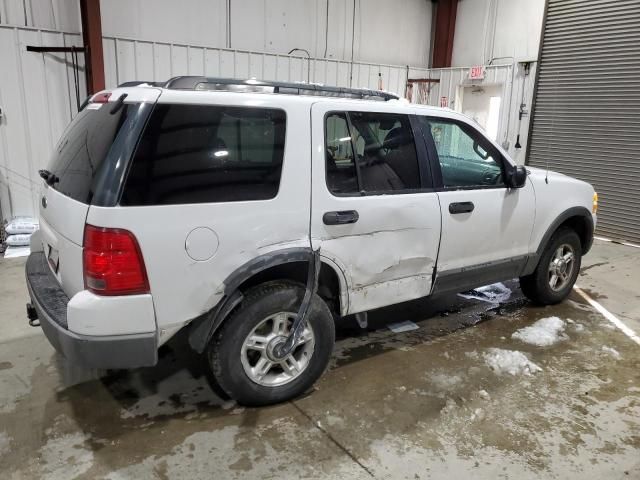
[102,34,409,98]
[0,0,80,31]
[100,0,433,68]
[357,0,431,66]
[452,0,544,67]
[0,25,84,221]
[99,0,227,48]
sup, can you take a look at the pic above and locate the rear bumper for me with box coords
[26,252,157,369]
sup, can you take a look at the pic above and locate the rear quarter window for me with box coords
[120,104,287,206]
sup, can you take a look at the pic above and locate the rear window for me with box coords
[120,104,287,206]
[48,102,145,204]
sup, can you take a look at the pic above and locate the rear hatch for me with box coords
[38,87,160,297]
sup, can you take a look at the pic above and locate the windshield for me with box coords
[47,102,146,204]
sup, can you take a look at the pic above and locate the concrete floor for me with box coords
[0,239,639,479]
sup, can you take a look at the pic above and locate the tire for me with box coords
[520,227,582,305]
[208,281,335,406]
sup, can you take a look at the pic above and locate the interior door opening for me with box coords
[459,85,503,141]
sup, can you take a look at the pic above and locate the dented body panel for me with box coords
[310,101,442,314]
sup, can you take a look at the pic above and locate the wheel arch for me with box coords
[188,248,347,353]
[522,206,594,276]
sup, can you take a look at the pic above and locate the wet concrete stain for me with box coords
[0,281,638,478]
[0,361,12,371]
[580,262,609,274]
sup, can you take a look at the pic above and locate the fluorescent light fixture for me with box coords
[339,136,351,142]
[214,150,229,157]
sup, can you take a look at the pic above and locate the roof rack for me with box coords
[157,76,399,101]
[117,81,165,88]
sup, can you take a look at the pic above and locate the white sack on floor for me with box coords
[5,216,39,235]
[5,234,32,246]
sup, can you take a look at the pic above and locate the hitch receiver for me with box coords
[26,302,40,327]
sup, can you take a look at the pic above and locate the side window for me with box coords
[424,118,504,188]
[325,113,359,194]
[121,104,286,205]
[324,111,422,195]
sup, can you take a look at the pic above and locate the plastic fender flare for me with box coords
[188,247,314,353]
[522,206,594,276]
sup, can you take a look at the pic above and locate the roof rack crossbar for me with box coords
[159,76,399,101]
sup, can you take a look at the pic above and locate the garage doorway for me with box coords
[458,84,503,141]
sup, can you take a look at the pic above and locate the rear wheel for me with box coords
[208,281,335,406]
[520,228,582,305]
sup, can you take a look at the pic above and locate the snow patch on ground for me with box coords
[483,348,542,376]
[478,389,491,401]
[441,397,458,414]
[512,317,568,347]
[602,346,621,360]
[458,282,512,304]
[470,407,486,421]
[0,431,11,457]
[429,372,464,391]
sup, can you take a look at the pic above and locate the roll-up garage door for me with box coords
[527,0,640,243]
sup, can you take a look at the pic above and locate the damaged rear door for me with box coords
[310,103,441,314]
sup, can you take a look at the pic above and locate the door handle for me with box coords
[323,210,359,225]
[449,201,474,214]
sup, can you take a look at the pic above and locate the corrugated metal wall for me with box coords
[101,35,409,96]
[0,24,84,221]
[527,0,640,243]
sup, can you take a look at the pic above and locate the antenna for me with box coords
[545,158,549,184]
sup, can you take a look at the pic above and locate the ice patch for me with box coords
[602,346,621,360]
[429,373,464,392]
[458,282,512,304]
[441,397,458,414]
[512,317,568,347]
[470,407,486,421]
[483,348,542,376]
[465,351,480,360]
[388,320,419,333]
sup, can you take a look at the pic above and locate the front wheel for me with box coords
[520,228,582,305]
[208,281,335,406]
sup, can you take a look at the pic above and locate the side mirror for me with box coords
[507,165,527,188]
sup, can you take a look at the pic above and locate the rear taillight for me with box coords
[83,225,149,296]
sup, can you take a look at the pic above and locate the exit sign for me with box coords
[469,65,485,80]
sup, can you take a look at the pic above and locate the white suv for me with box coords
[25,77,597,405]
